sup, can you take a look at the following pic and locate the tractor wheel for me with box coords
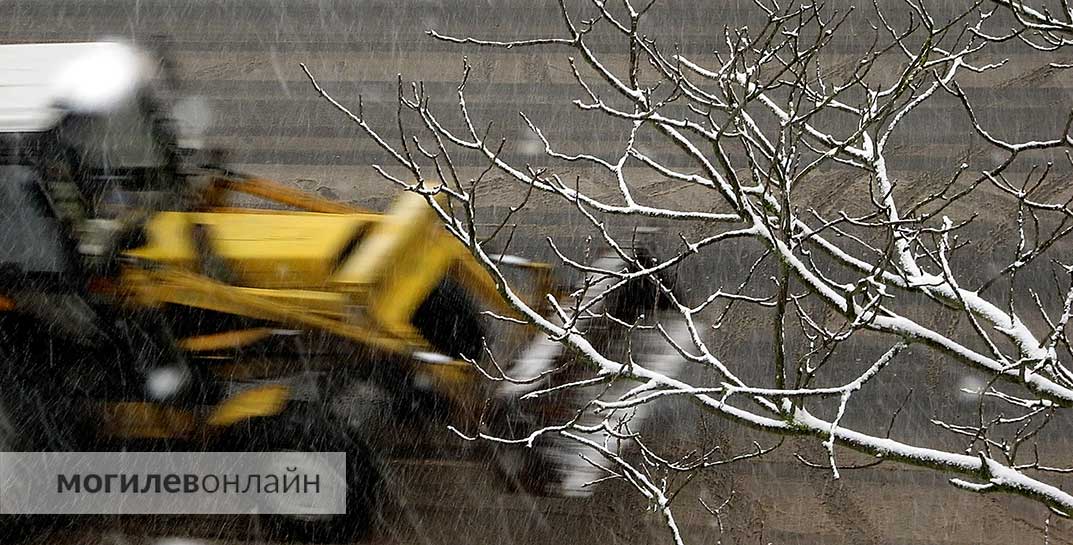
[0,315,82,542]
[0,314,85,450]
[233,404,381,543]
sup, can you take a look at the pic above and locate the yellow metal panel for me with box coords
[99,402,196,439]
[126,211,376,288]
[124,269,349,319]
[226,287,349,317]
[178,328,273,352]
[124,267,416,356]
[329,191,471,336]
[207,384,289,427]
[331,192,438,289]
[369,233,457,336]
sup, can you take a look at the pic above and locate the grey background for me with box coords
[3,1,1073,544]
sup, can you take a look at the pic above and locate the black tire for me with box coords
[0,314,84,446]
[0,315,84,542]
[232,404,380,543]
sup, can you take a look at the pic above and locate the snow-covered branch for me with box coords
[306,0,1073,539]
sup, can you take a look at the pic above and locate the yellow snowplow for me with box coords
[0,40,681,541]
[0,40,558,541]
[104,171,559,439]
[0,168,557,540]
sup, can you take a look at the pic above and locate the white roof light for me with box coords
[0,41,152,133]
[51,41,147,114]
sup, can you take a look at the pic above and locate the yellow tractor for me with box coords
[0,40,559,541]
[0,40,683,542]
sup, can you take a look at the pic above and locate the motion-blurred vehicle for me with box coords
[0,40,546,541]
[0,40,686,541]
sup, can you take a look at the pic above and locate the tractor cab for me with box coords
[0,41,184,289]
